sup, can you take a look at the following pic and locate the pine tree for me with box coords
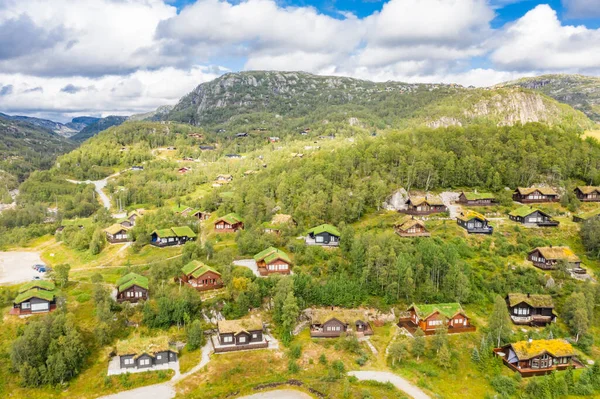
[281,291,300,344]
[489,295,512,347]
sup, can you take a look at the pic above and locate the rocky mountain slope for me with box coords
[499,74,600,123]
[70,115,128,142]
[0,113,103,138]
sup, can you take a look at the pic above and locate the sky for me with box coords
[0,0,600,122]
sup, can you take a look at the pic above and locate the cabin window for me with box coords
[428,320,443,327]
[124,358,133,365]
[216,224,223,229]
[514,307,529,316]
[239,336,247,343]
[223,336,233,343]
[139,358,150,366]
[21,302,31,309]
[315,236,324,243]
[157,355,162,360]
[252,333,258,339]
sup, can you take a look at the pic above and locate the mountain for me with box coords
[70,115,128,142]
[167,71,593,130]
[499,74,600,123]
[0,113,103,138]
[129,105,174,122]
[0,115,76,182]
[65,116,100,132]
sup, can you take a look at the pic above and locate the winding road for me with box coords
[66,172,120,210]
[348,371,430,399]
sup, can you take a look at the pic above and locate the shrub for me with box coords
[490,375,517,396]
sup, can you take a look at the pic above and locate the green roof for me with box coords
[181,260,220,278]
[457,210,487,222]
[510,339,574,360]
[18,280,55,293]
[254,247,292,264]
[171,226,197,238]
[153,228,175,238]
[14,288,56,304]
[116,272,149,292]
[461,192,495,200]
[172,204,191,213]
[306,224,340,237]
[574,208,600,221]
[105,223,129,235]
[409,303,465,319]
[507,293,554,308]
[116,336,176,357]
[217,213,243,225]
[509,205,547,218]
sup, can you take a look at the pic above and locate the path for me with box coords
[66,171,120,210]
[237,390,313,399]
[440,191,460,219]
[358,336,378,355]
[348,371,430,399]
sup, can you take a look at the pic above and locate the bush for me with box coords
[355,354,368,366]
[319,353,328,365]
[289,343,302,360]
[490,375,517,396]
[288,360,299,373]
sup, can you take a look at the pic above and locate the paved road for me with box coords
[237,390,313,399]
[67,172,120,210]
[0,251,45,285]
[348,371,430,399]
[233,259,260,277]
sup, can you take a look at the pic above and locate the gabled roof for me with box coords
[457,210,488,222]
[104,223,129,235]
[509,339,574,360]
[531,246,580,263]
[507,293,554,308]
[253,247,291,264]
[116,336,176,358]
[117,272,149,292]
[574,208,600,221]
[216,213,243,225]
[310,308,370,325]
[18,280,55,293]
[509,206,550,218]
[460,192,495,200]
[409,303,466,320]
[269,214,294,226]
[152,226,197,238]
[394,215,425,230]
[218,317,263,334]
[576,186,600,195]
[172,204,192,213]
[14,288,56,304]
[307,224,340,237]
[181,260,221,278]
[406,196,444,206]
[153,228,176,238]
[515,187,558,196]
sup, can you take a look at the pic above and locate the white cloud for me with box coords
[562,0,600,18]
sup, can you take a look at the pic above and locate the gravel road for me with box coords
[237,390,313,399]
[348,370,430,399]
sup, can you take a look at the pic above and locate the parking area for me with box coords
[233,259,260,277]
[0,252,46,286]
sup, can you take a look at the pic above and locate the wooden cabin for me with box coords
[456,211,493,234]
[402,196,447,215]
[11,281,57,315]
[192,210,211,221]
[180,260,223,291]
[115,336,178,372]
[513,187,559,203]
[494,339,583,377]
[172,205,193,216]
[104,224,131,243]
[509,206,559,227]
[200,145,215,151]
[506,293,556,326]
[213,317,267,353]
[528,246,582,271]
[573,208,600,223]
[397,303,475,335]
[305,224,340,246]
[150,226,197,247]
[574,186,600,202]
[394,216,430,237]
[263,214,296,235]
[457,192,497,206]
[214,213,244,233]
[215,174,233,185]
[254,247,292,276]
[309,309,373,338]
[116,273,149,303]
[178,167,191,174]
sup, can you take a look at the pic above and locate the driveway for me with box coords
[440,192,461,219]
[237,390,313,399]
[233,259,260,277]
[0,251,46,285]
[348,371,430,399]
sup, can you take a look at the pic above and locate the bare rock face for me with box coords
[426,117,462,129]
[384,188,408,211]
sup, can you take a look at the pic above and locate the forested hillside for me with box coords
[70,115,128,142]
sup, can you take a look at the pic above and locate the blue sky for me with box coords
[0,0,599,121]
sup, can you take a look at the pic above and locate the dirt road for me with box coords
[348,370,430,399]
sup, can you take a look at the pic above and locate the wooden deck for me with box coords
[210,336,269,353]
[310,328,374,338]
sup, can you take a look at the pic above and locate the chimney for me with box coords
[527,293,530,298]
[528,338,533,343]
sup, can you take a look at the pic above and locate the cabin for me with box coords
[309,309,373,338]
[131,166,144,171]
[235,132,248,138]
[127,210,143,226]
[494,339,583,377]
[456,211,493,234]
[150,226,197,247]
[528,246,582,271]
[506,293,556,326]
[268,137,280,142]
[172,205,193,216]
[513,187,559,203]
[457,192,497,206]
[11,281,57,315]
[394,216,430,237]
[215,174,233,185]
[178,167,191,174]
[573,208,600,223]
[214,213,244,233]
[509,206,559,227]
[180,260,223,291]
[305,224,340,246]
[263,214,296,235]
[114,336,178,373]
[397,303,475,335]
[225,154,242,159]
[116,273,149,303]
[574,186,600,202]
[402,196,447,215]
[199,145,215,151]
[213,317,267,353]
[254,247,292,276]
[192,210,211,221]
[104,224,131,243]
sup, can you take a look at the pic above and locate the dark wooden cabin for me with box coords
[527,246,582,271]
[506,293,556,326]
[509,206,559,227]
[513,187,559,203]
[574,186,600,202]
[180,260,223,291]
[397,303,475,335]
[309,309,373,338]
[305,224,340,246]
[104,224,131,243]
[116,336,178,371]
[11,281,57,315]
[150,226,197,247]
[214,213,244,233]
[573,208,600,223]
[192,210,211,221]
[456,211,493,234]
[457,192,497,206]
[213,317,267,353]
[116,273,149,303]
[402,196,447,215]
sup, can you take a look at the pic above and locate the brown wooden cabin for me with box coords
[309,308,373,338]
[104,224,131,243]
[214,213,244,233]
[192,210,211,221]
[180,260,223,291]
[116,273,149,303]
[253,247,292,276]
[574,186,600,202]
[513,187,559,203]
[402,196,447,215]
[457,192,497,206]
[527,246,582,271]
[397,303,475,335]
[506,293,556,326]
[394,216,430,237]
[494,339,583,377]
[213,317,267,353]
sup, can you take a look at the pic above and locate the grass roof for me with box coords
[19,280,55,293]
[507,293,554,308]
[104,223,129,235]
[181,260,220,278]
[117,272,149,292]
[60,217,93,228]
[253,247,291,264]
[410,303,465,319]
[532,246,581,262]
[516,187,558,196]
[307,224,340,237]
[152,228,176,238]
[510,339,574,360]
[218,317,263,334]
[461,192,495,200]
[172,204,192,213]
[456,210,487,222]
[310,308,370,325]
[14,288,56,304]
[171,226,197,238]
[576,186,600,194]
[509,206,546,218]
[394,216,425,230]
[116,336,176,357]
[574,208,600,221]
[216,213,243,225]
[407,196,444,206]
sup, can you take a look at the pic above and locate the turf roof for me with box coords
[306,224,340,237]
[515,187,558,196]
[253,247,291,264]
[457,210,487,222]
[407,196,444,206]
[395,216,425,230]
[18,280,55,293]
[532,246,580,262]
[14,288,56,304]
[181,260,220,278]
[574,208,600,221]
[104,223,129,235]
[216,213,243,225]
[218,317,263,334]
[117,272,149,292]
[509,206,545,218]
[116,336,175,357]
[410,303,465,319]
[461,192,495,200]
[576,186,600,194]
[310,308,370,325]
[171,226,197,237]
[507,293,554,308]
[510,339,574,360]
